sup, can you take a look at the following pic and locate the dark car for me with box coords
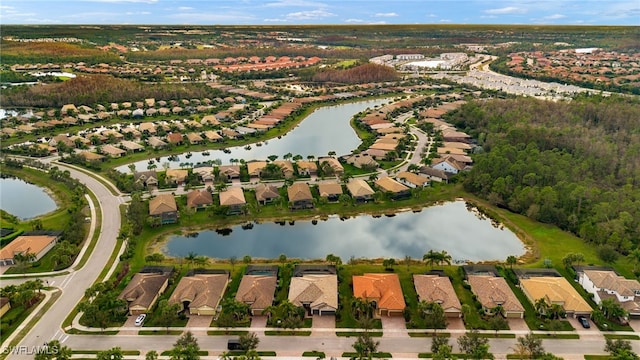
[227,339,241,350]
[577,315,590,328]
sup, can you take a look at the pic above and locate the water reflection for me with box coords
[117,98,390,173]
[163,201,525,262]
[0,177,57,220]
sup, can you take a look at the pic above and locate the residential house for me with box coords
[217,165,240,180]
[187,189,213,210]
[255,183,281,205]
[169,272,229,316]
[518,272,592,318]
[78,151,105,162]
[353,273,406,317]
[467,275,525,318]
[185,132,204,145]
[119,271,171,315]
[287,182,314,210]
[431,156,466,175]
[318,157,344,177]
[219,187,246,214]
[236,266,278,316]
[576,267,640,318]
[346,179,375,202]
[192,166,214,183]
[203,130,222,142]
[318,182,343,202]
[100,144,126,158]
[395,172,430,188]
[147,137,167,149]
[166,132,183,145]
[289,269,338,316]
[414,274,462,318]
[134,171,159,188]
[0,233,60,266]
[0,297,10,317]
[375,177,411,199]
[343,153,379,170]
[148,194,178,225]
[296,161,317,177]
[165,169,188,186]
[247,161,268,180]
[419,166,450,183]
[273,160,295,179]
[120,140,144,153]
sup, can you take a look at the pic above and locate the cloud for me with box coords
[367,21,387,24]
[87,0,158,3]
[426,13,437,18]
[264,0,327,8]
[484,6,527,15]
[439,19,452,23]
[543,14,566,20]
[170,11,256,22]
[374,12,398,17]
[285,9,336,20]
[178,6,193,10]
[345,18,365,23]
[263,18,288,22]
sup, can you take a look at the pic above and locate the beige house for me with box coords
[0,234,59,266]
[0,297,10,317]
[375,177,410,199]
[287,182,314,210]
[273,160,295,179]
[414,274,462,318]
[247,161,268,179]
[318,182,343,202]
[520,276,592,318]
[289,274,338,316]
[165,169,188,185]
[149,194,178,224]
[217,165,241,180]
[395,171,430,188]
[119,272,170,315]
[169,273,229,316]
[346,179,375,202]
[187,189,213,209]
[236,273,278,316]
[318,157,344,176]
[219,187,246,214]
[185,132,204,145]
[100,144,126,158]
[296,161,317,177]
[467,275,525,318]
[255,183,280,205]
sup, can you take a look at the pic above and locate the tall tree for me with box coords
[458,330,494,359]
[352,332,380,360]
[170,331,200,360]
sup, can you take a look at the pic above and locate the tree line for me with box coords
[445,95,640,260]
[311,63,399,84]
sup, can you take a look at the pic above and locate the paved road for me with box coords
[4,163,123,360]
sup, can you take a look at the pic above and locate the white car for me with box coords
[134,314,146,326]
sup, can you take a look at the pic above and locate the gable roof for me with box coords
[353,273,406,311]
[219,187,246,206]
[396,172,430,187]
[318,182,343,197]
[149,194,177,215]
[169,273,228,310]
[375,176,410,193]
[289,274,338,311]
[235,274,277,311]
[119,272,170,309]
[0,235,58,259]
[187,190,213,208]
[413,274,462,312]
[520,276,592,313]
[583,269,640,297]
[165,168,188,183]
[467,275,524,313]
[287,182,313,202]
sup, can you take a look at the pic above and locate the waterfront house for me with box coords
[219,187,246,214]
[353,273,406,317]
[169,272,229,316]
[255,183,281,205]
[119,270,171,315]
[346,179,375,202]
[186,189,213,210]
[287,182,314,210]
[414,274,462,318]
[148,194,178,224]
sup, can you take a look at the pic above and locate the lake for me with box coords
[117,98,391,173]
[0,177,57,220]
[163,201,526,262]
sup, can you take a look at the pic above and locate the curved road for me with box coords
[5,163,123,360]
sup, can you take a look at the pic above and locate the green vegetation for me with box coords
[0,280,46,340]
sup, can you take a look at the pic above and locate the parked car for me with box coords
[577,315,590,328]
[227,339,241,350]
[134,314,146,326]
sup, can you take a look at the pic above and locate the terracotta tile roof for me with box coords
[467,275,524,313]
[187,190,213,208]
[247,161,268,177]
[520,277,592,313]
[255,183,280,203]
[149,194,177,215]
[219,187,246,206]
[235,274,277,311]
[346,179,375,197]
[413,274,461,313]
[169,273,228,311]
[318,182,343,197]
[395,172,430,187]
[0,235,58,260]
[166,169,188,183]
[353,273,406,312]
[289,275,338,312]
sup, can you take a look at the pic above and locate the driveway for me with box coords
[629,319,640,333]
[447,317,465,330]
[311,315,335,337]
[507,318,529,332]
[186,315,213,334]
[250,315,267,334]
[380,316,408,337]
[119,315,141,335]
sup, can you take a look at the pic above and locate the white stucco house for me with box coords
[576,267,640,318]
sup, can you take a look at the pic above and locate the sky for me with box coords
[1,0,638,26]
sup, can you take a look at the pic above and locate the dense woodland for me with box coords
[0,40,121,65]
[311,63,399,84]
[1,75,216,108]
[446,96,640,255]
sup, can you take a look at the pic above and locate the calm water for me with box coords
[163,201,525,262]
[0,177,57,220]
[117,98,391,173]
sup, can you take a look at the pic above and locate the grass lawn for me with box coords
[603,334,640,340]
[408,332,451,337]
[532,333,580,339]
[264,330,311,336]
[137,330,183,335]
[0,294,45,342]
[342,352,392,358]
[302,351,326,357]
[336,331,383,337]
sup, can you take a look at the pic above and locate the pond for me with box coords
[162,201,526,262]
[117,98,391,173]
[0,177,57,220]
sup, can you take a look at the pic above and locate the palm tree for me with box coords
[185,252,197,268]
[506,255,517,269]
[628,249,640,272]
[534,298,549,319]
[423,250,440,269]
[438,250,452,267]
